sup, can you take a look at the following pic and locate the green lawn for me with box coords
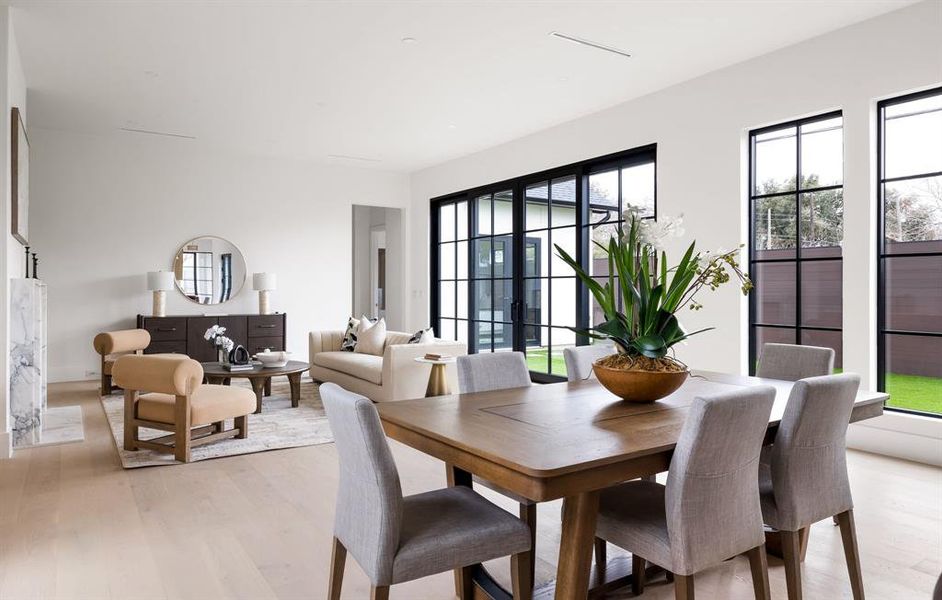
[884,372,942,414]
[525,346,568,377]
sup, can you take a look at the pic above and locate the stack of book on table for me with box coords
[223,362,255,372]
[424,353,451,361]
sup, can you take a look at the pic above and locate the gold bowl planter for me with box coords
[592,362,688,403]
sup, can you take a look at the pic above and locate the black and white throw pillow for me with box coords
[340,317,359,351]
[407,327,434,344]
[341,316,377,351]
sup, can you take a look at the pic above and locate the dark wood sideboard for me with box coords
[136,313,286,362]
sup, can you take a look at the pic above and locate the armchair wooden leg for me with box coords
[123,390,138,451]
[511,549,533,600]
[328,537,346,600]
[101,373,113,396]
[745,544,772,600]
[594,537,606,566]
[235,415,248,439]
[370,585,389,600]
[780,529,803,600]
[836,510,865,600]
[632,554,646,595]
[673,574,695,600]
[174,394,192,463]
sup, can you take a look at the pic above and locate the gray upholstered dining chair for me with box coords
[454,351,537,582]
[594,386,777,600]
[456,351,532,393]
[321,383,533,600]
[757,342,838,536]
[756,343,835,381]
[563,344,615,381]
[759,373,864,600]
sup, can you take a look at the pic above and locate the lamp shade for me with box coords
[253,272,277,291]
[147,271,175,291]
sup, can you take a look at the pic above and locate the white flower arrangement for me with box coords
[622,208,685,250]
[204,325,234,353]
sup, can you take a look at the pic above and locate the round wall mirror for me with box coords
[171,236,246,304]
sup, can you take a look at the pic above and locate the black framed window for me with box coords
[430,145,656,381]
[878,87,942,416]
[748,112,844,372]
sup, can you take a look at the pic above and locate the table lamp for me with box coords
[253,272,277,315]
[147,271,174,317]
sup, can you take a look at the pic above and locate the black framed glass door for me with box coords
[430,144,657,381]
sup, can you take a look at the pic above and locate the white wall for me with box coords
[0,6,27,458]
[407,2,942,463]
[30,128,411,383]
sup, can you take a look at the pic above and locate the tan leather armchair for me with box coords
[93,329,154,396]
[112,354,256,463]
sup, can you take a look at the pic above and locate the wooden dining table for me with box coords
[376,370,887,600]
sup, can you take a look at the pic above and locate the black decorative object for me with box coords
[228,344,250,365]
[31,253,38,279]
[24,246,29,278]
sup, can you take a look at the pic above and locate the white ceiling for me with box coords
[13,0,918,173]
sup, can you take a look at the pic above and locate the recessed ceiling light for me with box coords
[548,31,631,59]
[448,124,457,130]
[401,37,417,44]
[143,70,159,78]
[558,76,569,83]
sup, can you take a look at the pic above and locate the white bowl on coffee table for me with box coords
[255,350,290,368]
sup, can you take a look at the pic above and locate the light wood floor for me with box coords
[1,381,939,599]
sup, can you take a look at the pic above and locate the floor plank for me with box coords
[0,381,938,599]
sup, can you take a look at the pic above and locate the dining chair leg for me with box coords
[780,529,803,600]
[327,537,346,600]
[673,574,695,600]
[511,550,534,600]
[836,510,865,600]
[632,554,646,595]
[370,585,390,600]
[594,537,607,566]
[745,544,772,600]
[798,527,810,562]
[520,502,537,585]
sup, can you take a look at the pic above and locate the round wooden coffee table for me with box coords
[202,360,310,414]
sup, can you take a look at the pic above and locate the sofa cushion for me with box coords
[313,351,384,385]
[355,318,387,356]
[386,331,413,346]
[136,385,256,426]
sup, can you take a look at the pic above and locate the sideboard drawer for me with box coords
[143,317,188,341]
[145,340,188,355]
[247,336,284,354]
[247,315,284,338]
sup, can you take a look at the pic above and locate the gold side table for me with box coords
[414,356,457,397]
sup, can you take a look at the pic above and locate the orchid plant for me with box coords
[554,210,752,363]
[204,324,234,354]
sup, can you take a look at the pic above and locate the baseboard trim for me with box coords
[847,412,942,466]
[0,431,12,459]
[50,366,96,384]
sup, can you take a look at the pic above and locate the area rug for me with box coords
[100,379,333,468]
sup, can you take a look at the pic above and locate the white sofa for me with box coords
[309,329,467,402]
